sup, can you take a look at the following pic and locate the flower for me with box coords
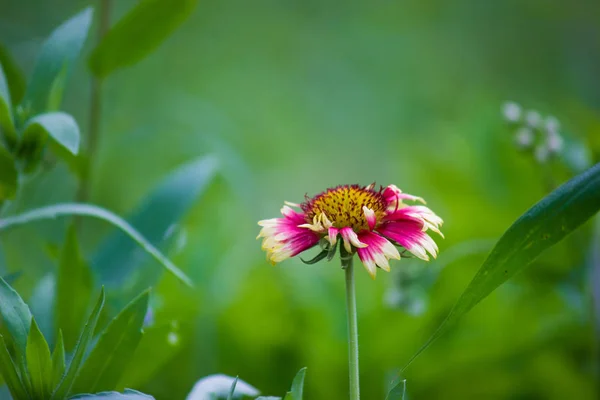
[257,184,443,278]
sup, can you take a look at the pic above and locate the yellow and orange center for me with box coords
[302,185,386,232]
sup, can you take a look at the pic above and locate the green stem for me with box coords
[345,257,360,400]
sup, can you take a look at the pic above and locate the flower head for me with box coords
[257,184,443,279]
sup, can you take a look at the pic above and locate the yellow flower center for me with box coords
[302,185,386,232]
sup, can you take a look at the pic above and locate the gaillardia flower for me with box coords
[257,184,443,278]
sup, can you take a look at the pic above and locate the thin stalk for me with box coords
[76,0,111,203]
[345,257,360,400]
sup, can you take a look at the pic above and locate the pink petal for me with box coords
[383,185,425,211]
[340,227,367,253]
[362,206,377,230]
[327,227,339,246]
[356,231,401,279]
[376,220,439,261]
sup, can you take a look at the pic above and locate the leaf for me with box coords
[72,291,149,394]
[56,225,93,352]
[286,368,307,400]
[226,376,238,400]
[1,271,22,286]
[69,389,154,399]
[89,0,198,78]
[0,63,15,138]
[52,330,66,389]
[0,334,29,399]
[22,112,80,155]
[52,288,105,400]
[0,145,18,201]
[0,203,193,287]
[21,7,93,114]
[27,318,53,398]
[29,273,56,345]
[185,375,259,400]
[0,275,32,358]
[0,42,26,105]
[399,162,600,374]
[385,379,407,400]
[92,155,217,286]
[116,323,181,389]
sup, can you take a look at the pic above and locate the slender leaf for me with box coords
[0,275,32,357]
[285,368,307,400]
[57,225,93,352]
[116,323,181,389]
[2,271,22,286]
[29,273,56,344]
[72,291,149,394]
[52,330,66,389]
[22,111,80,155]
[89,0,198,77]
[27,318,53,398]
[22,7,93,113]
[186,375,259,399]
[92,156,217,285]
[52,288,105,400]
[396,162,600,380]
[0,334,28,399]
[0,42,26,105]
[385,379,407,400]
[0,145,17,201]
[0,203,193,287]
[0,63,15,137]
[226,376,238,400]
[69,389,155,399]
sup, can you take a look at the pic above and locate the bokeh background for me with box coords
[1,0,600,399]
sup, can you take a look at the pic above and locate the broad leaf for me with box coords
[186,375,259,400]
[56,225,93,351]
[27,318,53,398]
[22,112,80,155]
[0,203,192,287]
[22,7,93,114]
[0,275,32,357]
[69,389,155,399]
[72,291,149,394]
[89,0,198,77]
[52,330,66,389]
[0,42,26,105]
[0,63,15,138]
[0,334,29,399]
[52,288,105,400]
[92,155,217,285]
[0,145,17,201]
[392,162,600,393]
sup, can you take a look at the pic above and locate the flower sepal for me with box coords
[339,242,354,269]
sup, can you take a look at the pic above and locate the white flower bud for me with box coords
[514,127,534,148]
[547,132,564,153]
[502,101,522,122]
[525,110,542,128]
[545,115,560,133]
[534,144,549,163]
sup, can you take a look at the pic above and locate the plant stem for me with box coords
[345,257,360,400]
[76,0,111,203]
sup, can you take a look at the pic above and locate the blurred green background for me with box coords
[1,0,600,399]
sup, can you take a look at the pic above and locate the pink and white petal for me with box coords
[384,206,444,236]
[362,206,377,230]
[340,227,367,253]
[356,232,400,278]
[377,220,439,261]
[327,227,339,246]
[383,185,426,211]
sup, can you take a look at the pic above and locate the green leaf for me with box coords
[52,330,66,389]
[287,368,307,400]
[56,225,93,352]
[0,42,26,105]
[27,318,53,398]
[92,155,217,285]
[116,323,181,389]
[0,203,193,287]
[0,145,18,201]
[385,379,407,400]
[0,334,29,399]
[0,275,32,358]
[1,271,22,286]
[399,162,600,375]
[52,288,105,400]
[22,112,80,155]
[22,7,93,114]
[72,291,149,394]
[0,63,15,138]
[69,389,155,399]
[89,0,198,78]
[227,376,238,400]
